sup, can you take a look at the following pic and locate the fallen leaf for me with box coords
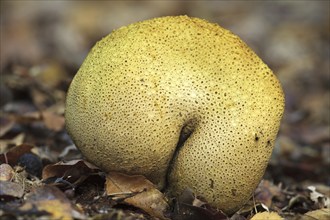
[0,133,25,151]
[14,111,41,124]
[19,185,85,220]
[300,208,330,220]
[0,163,14,181]
[173,188,228,220]
[307,186,330,208]
[33,61,67,89]
[229,213,247,220]
[0,82,13,107]
[236,200,269,217]
[282,193,312,214]
[58,144,81,161]
[0,181,24,198]
[30,87,53,110]
[300,126,330,145]
[173,202,228,220]
[105,172,170,220]
[254,180,284,208]
[9,109,65,132]
[42,159,101,188]
[41,110,65,131]
[0,144,34,165]
[303,184,330,198]
[250,211,283,220]
[0,116,15,137]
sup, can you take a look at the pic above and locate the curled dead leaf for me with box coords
[105,172,170,220]
[42,159,101,188]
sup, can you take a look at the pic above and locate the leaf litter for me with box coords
[1,1,329,219]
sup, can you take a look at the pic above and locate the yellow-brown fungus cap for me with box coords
[65,15,284,214]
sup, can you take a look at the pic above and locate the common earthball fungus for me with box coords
[65,16,284,214]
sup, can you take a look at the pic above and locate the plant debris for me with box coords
[0,1,328,219]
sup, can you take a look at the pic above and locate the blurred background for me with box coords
[1,1,329,187]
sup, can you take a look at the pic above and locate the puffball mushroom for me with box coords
[65,16,284,214]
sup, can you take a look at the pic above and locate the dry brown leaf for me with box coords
[21,185,85,220]
[106,172,169,220]
[36,199,73,219]
[11,110,65,132]
[30,87,50,110]
[300,208,330,220]
[41,110,65,131]
[0,181,24,198]
[236,200,268,217]
[174,188,228,220]
[0,82,13,107]
[33,61,67,89]
[16,111,41,123]
[42,159,101,188]
[42,159,100,179]
[0,116,15,137]
[250,211,283,220]
[0,163,14,181]
[0,133,25,151]
[301,126,330,145]
[0,144,34,165]
[254,180,284,208]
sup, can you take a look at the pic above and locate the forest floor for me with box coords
[0,1,329,220]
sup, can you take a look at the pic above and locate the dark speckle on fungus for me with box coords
[210,178,214,189]
[65,16,285,214]
[255,134,260,141]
